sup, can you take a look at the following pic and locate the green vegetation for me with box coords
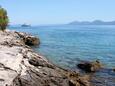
[0,7,9,31]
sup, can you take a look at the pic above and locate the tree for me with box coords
[0,6,9,31]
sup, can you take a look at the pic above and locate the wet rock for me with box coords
[24,36,40,46]
[77,60,102,72]
[112,68,115,72]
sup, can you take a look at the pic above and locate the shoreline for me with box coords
[0,30,90,86]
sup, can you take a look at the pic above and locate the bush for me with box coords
[0,7,9,31]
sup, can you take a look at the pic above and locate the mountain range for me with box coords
[69,20,115,25]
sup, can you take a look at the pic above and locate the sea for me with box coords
[9,25,115,86]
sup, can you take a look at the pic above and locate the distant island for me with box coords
[69,20,115,25]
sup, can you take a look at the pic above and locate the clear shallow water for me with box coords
[9,25,115,69]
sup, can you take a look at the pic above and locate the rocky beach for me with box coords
[0,30,90,86]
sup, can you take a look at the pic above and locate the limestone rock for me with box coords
[14,31,40,46]
[0,30,90,86]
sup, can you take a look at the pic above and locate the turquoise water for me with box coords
[9,25,115,69]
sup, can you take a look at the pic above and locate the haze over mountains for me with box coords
[69,20,115,25]
[9,20,115,26]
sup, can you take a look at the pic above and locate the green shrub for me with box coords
[0,7,9,31]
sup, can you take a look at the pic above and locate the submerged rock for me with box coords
[90,68,115,86]
[77,60,102,73]
[113,68,115,72]
[0,30,90,86]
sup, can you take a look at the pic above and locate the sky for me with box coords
[0,0,115,25]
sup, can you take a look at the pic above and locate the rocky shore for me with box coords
[0,30,90,86]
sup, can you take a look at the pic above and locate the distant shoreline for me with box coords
[69,20,115,25]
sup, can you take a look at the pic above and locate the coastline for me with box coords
[0,30,90,86]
